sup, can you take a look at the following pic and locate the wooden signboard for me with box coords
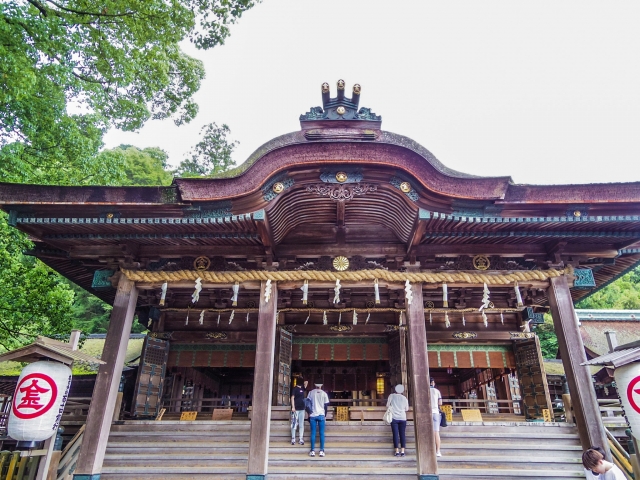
[211,408,233,421]
[461,409,483,422]
[179,411,198,421]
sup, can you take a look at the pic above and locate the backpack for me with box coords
[304,396,313,415]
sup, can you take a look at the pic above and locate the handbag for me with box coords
[383,406,393,425]
[439,407,448,428]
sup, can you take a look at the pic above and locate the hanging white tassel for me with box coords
[479,283,490,311]
[305,312,310,324]
[429,311,433,325]
[264,279,272,303]
[228,310,235,324]
[442,283,448,308]
[323,311,327,325]
[246,312,250,323]
[192,277,202,304]
[365,313,370,324]
[352,309,358,325]
[500,311,504,324]
[444,311,450,328]
[462,314,466,327]
[231,281,239,306]
[374,278,380,304]
[482,311,488,328]
[404,280,413,305]
[514,282,523,307]
[338,312,342,324]
[301,279,308,305]
[159,282,168,306]
[199,310,205,325]
[333,279,341,304]
[185,306,190,326]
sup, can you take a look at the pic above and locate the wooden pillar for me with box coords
[399,325,409,399]
[74,275,138,479]
[548,276,609,458]
[247,281,278,480]
[406,283,438,480]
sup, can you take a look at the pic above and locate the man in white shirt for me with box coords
[582,448,627,480]
[307,383,330,457]
[430,378,443,457]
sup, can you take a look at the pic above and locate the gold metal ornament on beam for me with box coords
[336,106,346,115]
[399,182,412,193]
[193,256,211,271]
[272,182,285,194]
[335,172,348,183]
[333,256,349,271]
[473,255,490,270]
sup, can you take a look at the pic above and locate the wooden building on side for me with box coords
[2,81,640,479]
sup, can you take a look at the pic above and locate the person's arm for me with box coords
[291,392,295,411]
[387,394,393,407]
[324,392,330,417]
[438,391,443,407]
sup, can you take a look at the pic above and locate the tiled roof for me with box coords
[578,320,640,357]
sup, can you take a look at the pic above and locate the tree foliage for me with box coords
[0,212,74,350]
[576,267,640,310]
[99,145,174,186]
[176,122,239,177]
[0,0,256,184]
[537,314,559,359]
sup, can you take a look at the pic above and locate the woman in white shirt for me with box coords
[386,384,410,457]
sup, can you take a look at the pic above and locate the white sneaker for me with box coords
[309,450,315,457]
[436,451,442,457]
[319,450,325,457]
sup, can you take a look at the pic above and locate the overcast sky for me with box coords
[104,1,640,186]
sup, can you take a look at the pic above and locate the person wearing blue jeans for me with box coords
[290,380,308,445]
[307,383,330,457]
[387,384,409,456]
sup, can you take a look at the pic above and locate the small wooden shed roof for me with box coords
[0,336,106,366]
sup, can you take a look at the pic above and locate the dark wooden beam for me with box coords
[406,283,439,478]
[254,209,274,256]
[548,276,610,459]
[407,209,428,254]
[247,281,278,478]
[74,275,138,478]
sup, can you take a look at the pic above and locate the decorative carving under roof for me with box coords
[300,80,381,126]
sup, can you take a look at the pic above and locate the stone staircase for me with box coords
[99,419,586,479]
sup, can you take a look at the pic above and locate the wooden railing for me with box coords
[56,425,84,480]
[442,398,523,415]
[161,396,251,414]
[605,426,635,480]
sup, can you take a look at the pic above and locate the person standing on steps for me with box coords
[430,378,443,457]
[290,380,308,445]
[307,383,330,458]
[387,384,409,457]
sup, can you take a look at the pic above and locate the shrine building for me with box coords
[2,80,640,480]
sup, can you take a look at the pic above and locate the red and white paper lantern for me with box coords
[8,361,72,441]
[614,362,640,441]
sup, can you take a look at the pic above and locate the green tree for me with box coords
[0,212,74,350]
[537,314,559,359]
[0,0,256,185]
[576,267,640,309]
[100,145,174,186]
[176,122,239,176]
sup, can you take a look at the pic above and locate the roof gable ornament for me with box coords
[299,80,381,128]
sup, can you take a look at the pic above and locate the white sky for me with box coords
[104,1,640,185]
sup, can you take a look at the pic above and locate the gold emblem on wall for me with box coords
[452,332,478,339]
[193,256,211,271]
[336,106,346,115]
[333,256,349,271]
[335,171,348,183]
[329,325,353,332]
[399,182,412,193]
[272,182,285,194]
[206,332,228,340]
[472,255,490,270]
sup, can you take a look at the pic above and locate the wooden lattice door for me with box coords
[131,336,170,417]
[274,327,292,406]
[513,336,553,420]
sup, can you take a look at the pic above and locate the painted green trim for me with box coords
[16,214,253,225]
[427,344,511,352]
[293,336,387,345]
[170,343,256,352]
[427,210,640,224]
